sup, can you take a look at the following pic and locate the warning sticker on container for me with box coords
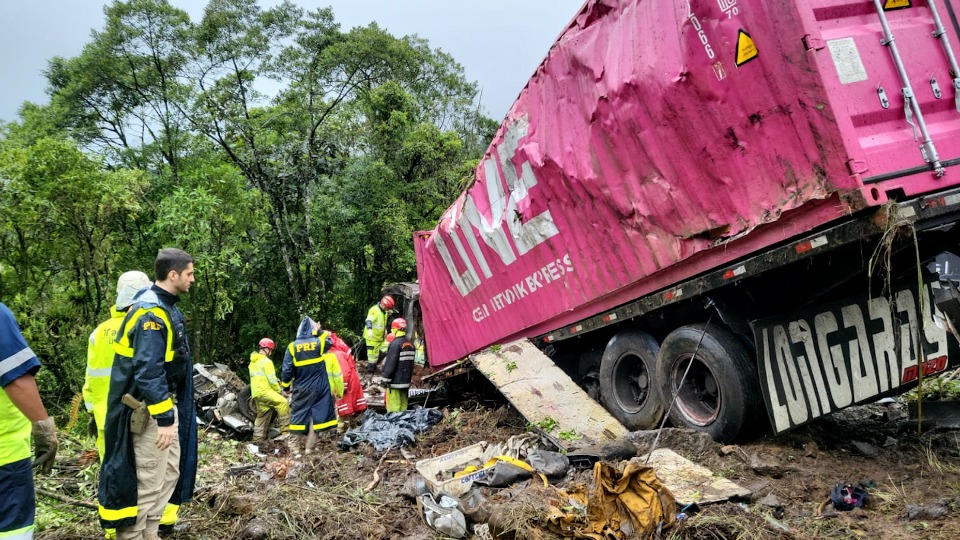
[827,37,868,84]
[735,30,758,67]
[883,0,912,11]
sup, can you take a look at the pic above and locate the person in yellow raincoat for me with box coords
[248,338,290,440]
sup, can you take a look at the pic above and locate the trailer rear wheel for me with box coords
[657,324,761,442]
[598,329,665,430]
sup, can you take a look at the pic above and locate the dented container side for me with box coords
[795,0,960,201]
[416,0,960,367]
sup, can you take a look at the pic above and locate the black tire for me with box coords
[237,384,257,422]
[598,329,665,430]
[656,324,762,442]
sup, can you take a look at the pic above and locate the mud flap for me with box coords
[471,340,628,450]
[934,279,960,345]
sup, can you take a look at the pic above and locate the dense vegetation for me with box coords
[0,0,497,408]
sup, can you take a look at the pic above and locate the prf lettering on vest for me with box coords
[142,321,162,331]
[433,116,560,297]
[295,341,317,354]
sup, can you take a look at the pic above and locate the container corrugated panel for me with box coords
[416,0,960,367]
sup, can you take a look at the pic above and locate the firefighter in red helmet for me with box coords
[363,296,395,374]
[248,337,289,440]
[380,318,415,412]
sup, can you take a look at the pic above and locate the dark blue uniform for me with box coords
[281,319,342,433]
[98,286,197,529]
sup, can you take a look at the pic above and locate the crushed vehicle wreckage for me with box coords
[192,363,447,440]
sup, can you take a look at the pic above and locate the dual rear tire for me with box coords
[598,324,763,442]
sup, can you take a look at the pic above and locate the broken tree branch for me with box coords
[37,488,97,509]
[364,449,391,493]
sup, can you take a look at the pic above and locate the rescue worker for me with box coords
[248,338,290,440]
[281,318,343,455]
[83,271,152,540]
[0,302,58,540]
[363,295,394,374]
[329,334,367,432]
[98,248,198,540]
[376,332,396,366]
[380,318,416,413]
[83,270,152,458]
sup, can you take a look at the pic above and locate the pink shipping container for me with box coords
[415,0,960,372]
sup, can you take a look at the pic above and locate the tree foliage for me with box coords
[0,0,493,405]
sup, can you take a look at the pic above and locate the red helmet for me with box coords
[391,318,407,331]
[258,337,275,350]
[380,296,395,310]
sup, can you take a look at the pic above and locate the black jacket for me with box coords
[381,332,415,389]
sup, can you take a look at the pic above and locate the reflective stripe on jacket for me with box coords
[98,286,198,529]
[363,304,388,350]
[83,307,125,423]
[0,303,42,467]
[249,352,281,397]
[381,331,415,389]
[281,331,343,431]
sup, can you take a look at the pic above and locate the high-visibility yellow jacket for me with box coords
[83,307,125,437]
[248,352,282,397]
[364,303,388,351]
[0,303,42,468]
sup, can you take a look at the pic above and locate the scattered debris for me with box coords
[906,499,951,521]
[852,441,878,458]
[338,407,443,451]
[641,448,749,505]
[883,436,898,448]
[909,401,960,429]
[757,493,781,509]
[830,483,868,511]
[547,461,675,538]
[472,340,629,449]
[419,493,468,538]
[239,518,269,540]
[749,452,787,478]
[803,441,819,458]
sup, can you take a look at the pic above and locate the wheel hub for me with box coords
[673,355,721,426]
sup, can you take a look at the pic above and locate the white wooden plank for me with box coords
[472,339,628,449]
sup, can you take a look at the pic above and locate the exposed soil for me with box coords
[34,385,960,540]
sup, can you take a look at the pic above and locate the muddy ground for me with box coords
[35,381,960,540]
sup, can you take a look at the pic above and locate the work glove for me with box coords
[33,417,58,474]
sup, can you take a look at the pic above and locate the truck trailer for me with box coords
[414,0,960,441]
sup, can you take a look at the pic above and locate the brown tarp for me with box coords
[548,461,676,539]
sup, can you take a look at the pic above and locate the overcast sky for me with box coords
[0,0,584,125]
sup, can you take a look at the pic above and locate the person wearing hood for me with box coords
[280,318,343,455]
[98,248,198,540]
[329,334,367,432]
[84,271,152,459]
[248,338,289,441]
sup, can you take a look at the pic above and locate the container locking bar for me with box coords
[873,0,945,177]
[928,0,960,113]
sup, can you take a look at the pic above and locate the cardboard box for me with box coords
[415,441,489,497]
